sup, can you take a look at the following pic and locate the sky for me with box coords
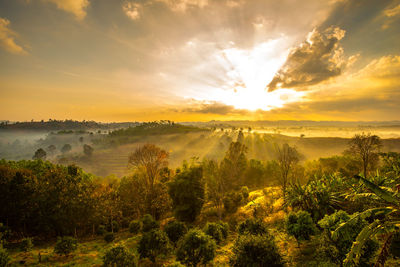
[0,0,399,122]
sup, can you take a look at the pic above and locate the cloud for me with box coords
[267,26,346,92]
[43,0,90,20]
[384,4,400,17]
[176,100,250,115]
[155,0,208,12]
[0,18,27,55]
[123,1,141,20]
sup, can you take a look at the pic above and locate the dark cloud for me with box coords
[267,27,346,92]
[176,101,250,115]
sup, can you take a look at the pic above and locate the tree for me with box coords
[47,145,56,154]
[202,159,224,219]
[54,236,78,255]
[103,245,136,267]
[164,220,187,244]
[220,141,247,191]
[128,144,170,219]
[203,222,228,244]
[346,133,382,177]
[168,166,205,222]
[138,229,170,263]
[33,148,46,160]
[285,211,316,245]
[230,234,283,267]
[83,144,94,157]
[176,229,216,267]
[61,144,72,154]
[128,144,168,190]
[275,143,300,198]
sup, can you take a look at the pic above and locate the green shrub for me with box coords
[54,236,78,255]
[285,211,316,243]
[203,222,228,244]
[169,261,185,267]
[20,237,34,252]
[0,245,10,267]
[240,186,249,200]
[129,220,141,234]
[97,225,106,236]
[138,229,170,263]
[238,218,268,236]
[141,214,159,233]
[223,192,243,213]
[230,234,283,267]
[164,220,187,244]
[104,232,115,243]
[103,245,136,267]
[318,210,379,265]
[176,229,216,267]
[107,220,120,233]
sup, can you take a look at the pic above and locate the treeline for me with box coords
[0,119,138,131]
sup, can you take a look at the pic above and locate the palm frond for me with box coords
[354,175,399,204]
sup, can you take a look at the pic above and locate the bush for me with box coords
[169,261,185,267]
[176,229,216,267]
[230,234,283,267]
[0,245,10,267]
[129,220,141,234]
[238,218,268,236]
[103,245,136,267]
[20,237,34,252]
[97,225,106,236]
[104,232,115,243]
[164,220,187,244]
[240,186,249,200]
[285,211,316,243]
[203,222,229,244]
[141,214,159,233]
[318,210,379,265]
[54,236,78,255]
[107,221,120,233]
[138,229,170,263]
[223,192,243,213]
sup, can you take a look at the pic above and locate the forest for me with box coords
[1,122,400,266]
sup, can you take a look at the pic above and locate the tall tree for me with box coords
[220,142,247,191]
[275,143,300,198]
[33,148,46,160]
[346,133,382,177]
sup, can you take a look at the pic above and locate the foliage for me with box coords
[285,211,316,243]
[102,245,136,267]
[219,141,247,190]
[54,236,78,255]
[129,220,141,234]
[138,229,170,263]
[61,144,72,154]
[203,222,228,244]
[107,220,120,233]
[33,148,46,160]
[230,234,284,267]
[20,237,34,252]
[285,174,345,221]
[176,229,216,267]
[141,214,159,233]
[97,225,106,236]
[164,220,187,244]
[390,231,400,258]
[83,144,94,157]
[240,186,249,200]
[318,210,378,265]
[275,143,301,197]
[0,245,9,267]
[223,191,243,214]
[346,133,382,177]
[168,165,205,222]
[238,218,268,236]
[104,232,115,243]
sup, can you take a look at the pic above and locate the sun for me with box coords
[195,39,304,111]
